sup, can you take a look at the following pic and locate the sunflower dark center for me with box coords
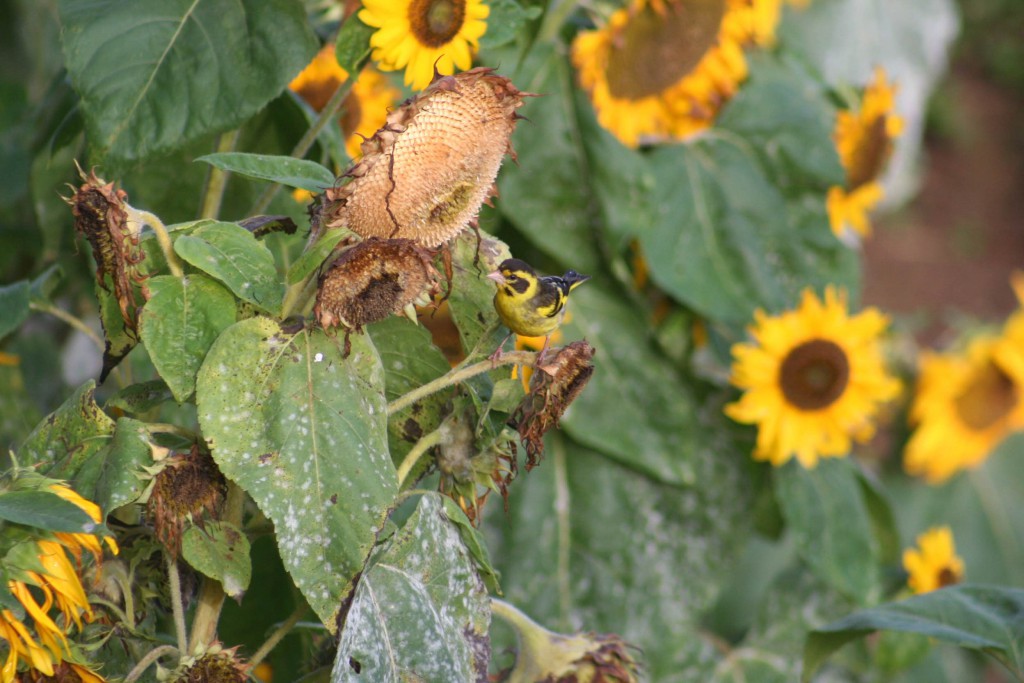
[605,0,726,101]
[408,0,466,48]
[847,116,893,189]
[779,339,851,411]
[953,360,1017,431]
[937,566,960,588]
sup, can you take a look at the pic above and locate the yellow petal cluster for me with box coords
[572,0,782,147]
[828,67,904,239]
[360,0,490,90]
[904,298,1024,483]
[902,526,964,594]
[0,484,113,682]
[726,286,900,468]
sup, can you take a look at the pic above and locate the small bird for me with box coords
[487,258,590,361]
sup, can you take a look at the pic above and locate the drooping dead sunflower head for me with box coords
[314,238,441,355]
[323,68,530,248]
[65,163,148,330]
[513,341,596,467]
[147,446,227,559]
[172,643,248,683]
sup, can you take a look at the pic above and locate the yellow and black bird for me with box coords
[487,258,590,360]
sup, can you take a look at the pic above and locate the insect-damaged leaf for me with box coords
[19,380,115,477]
[196,317,396,630]
[332,493,490,683]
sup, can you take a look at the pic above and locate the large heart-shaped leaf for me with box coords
[332,493,490,682]
[196,317,396,629]
[58,0,317,162]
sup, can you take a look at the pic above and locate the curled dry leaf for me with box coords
[323,67,532,248]
[513,341,596,468]
[65,164,148,330]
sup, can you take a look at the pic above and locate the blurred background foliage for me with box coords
[0,0,1023,681]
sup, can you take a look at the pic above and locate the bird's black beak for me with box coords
[563,270,591,289]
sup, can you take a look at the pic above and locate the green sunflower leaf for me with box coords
[335,14,375,76]
[639,137,855,323]
[57,0,317,163]
[196,317,396,630]
[774,458,880,604]
[182,521,252,599]
[195,153,335,193]
[488,437,751,680]
[139,274,238,403]
[0,490,98,533]
[332,493,490,682]
[0,280,30,342]
[19,380,115,478]
[803,585,1024,682]
[173,221,285,316]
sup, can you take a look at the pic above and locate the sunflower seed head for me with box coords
[323,68,531,248]
[314,238,441,346]
[147,446,227,560]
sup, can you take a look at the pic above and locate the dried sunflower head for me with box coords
[314,238,440,355]
[323,67,531,248]
[147,445,227,559]
[513,341,596,467]
[65,163,147,330]
[172,643,248,683]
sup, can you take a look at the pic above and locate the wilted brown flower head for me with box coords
[493,599,640,683]
[148,446,227,559]
[314,237,440,355]
[322,67,531,248]
[65,163,147,330]
[513,341,596,467]
[172,644,247,683]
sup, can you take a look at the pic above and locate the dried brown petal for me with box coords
[323,68,530,247]
[513,341,596,467]
[148,445,227,559]
[66,164,147,330]
[313,238,439,354]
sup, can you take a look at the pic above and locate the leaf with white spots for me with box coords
[139,275,237,403]
[332,493,490,683]
[196,317,396,630]
[174,221,284,316]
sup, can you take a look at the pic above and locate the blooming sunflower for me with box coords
[289,44,401,159]
[0,483,114,682]
[827,67,904,239]
[903,526,964,594]
[903,324,1024,483]
[359,0,490,91]
[571,0,782,147]
[725,286,900,468]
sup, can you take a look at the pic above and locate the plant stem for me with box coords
[166,555,188,656]
[245,603,308,673]
[199,129,240,219]
[124,644,179,683]
[188,482,245,651]
[280,271,320,320]
[130,208,184,278]
[552,436,572,629]
[537,0,579,45]
[248,80,353,217]
[396,428,443,487]
[387,351,537,416]
[29,302,104,352]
